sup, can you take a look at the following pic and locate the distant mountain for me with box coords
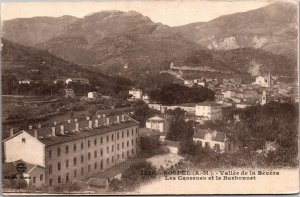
[34,10,201,77]
[174,3,298,59]
[1,4,297,80]
[2,15,78,46]
[1,38,130,89]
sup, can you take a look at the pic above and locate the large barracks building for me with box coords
[3,114,140,186]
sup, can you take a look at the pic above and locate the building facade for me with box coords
[3,114,139,187]
[195,102,222,121]
[129,89,143,99]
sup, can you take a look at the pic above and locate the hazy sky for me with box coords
[1,0,297,26]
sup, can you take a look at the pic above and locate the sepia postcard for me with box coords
[0,0,299,195]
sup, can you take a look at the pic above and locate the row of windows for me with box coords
[48,148,138,174]
[48,129,138,158]
[48,149,138,186]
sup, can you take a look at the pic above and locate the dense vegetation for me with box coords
[149,83,215,105]
[173,102,298,167]
[109,161,157,192]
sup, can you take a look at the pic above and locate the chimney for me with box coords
[95,119,99,127]
[106,117,110,125]
[117,116,120,123]
[121,115,125,122]
[87,116,90,120]
[60,125,65,134]
[29,125,33,130]
[34,129,38,138]
[74,119,78,123]
[53,122,57,126]
[67,119,71,123]
[37,124,42,129]
[52,127,56,136]
[75,123,79,131]
[10,128,14,137]
[97,114,101,118]
[89,120,92,129]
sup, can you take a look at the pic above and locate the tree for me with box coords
[140,135,164,155]
[166,109,194,142]
[120,161,157,191]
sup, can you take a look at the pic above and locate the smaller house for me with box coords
[193,130,237,153]
[88,92,98,99]
[63,89,75,98]
[148,103,163,112]
[3,159,45,187]
[164,140,180,154]
[129,89,143,99]
[146,115,170,133]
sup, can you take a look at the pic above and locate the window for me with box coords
[215,144,220,151]
[122,142,124,148]
[49,165,52,174]
[132,129,133,135]
[100,160,103,170]
[205,142,210,148]
[40,174,43,181]
[81,167,84,175]
[127,141,129,147]
[94,151,97,158]
[106,147,109,154]
[88,165,91,172]
[107,136,109,142]
[107,158,109,165]
[74,170,77,178]
[88,153,91,160]
[33,176,36,184]
[57,148,61,156]
[117,144,119,151]
[122,153,124,158]
[111,134,114,141]
[136,128,138,134]
[81,142,84,150]
[127,130,129,137]
[112,156,114,163]
[127,150,129,156]
[101,149,103,156]
[94,162,97,169]
[100,137,103,144]
[136,138,138,144]
[132,139,134,145]
[22,138,26,143]
[132,149,134,155]
[73,144,77,152]
[49,150,52,158]
[81,155,84,163]
[74,157,77,166]
[66,173,69,183]
[58,176,61,183]
[66,159,69,168]
[66,146,69,154]
[49,179,52,186]
[117,133,119,140]
[57,162,61,171]
[122,131,124,138]
[88,140,90,148]
[112,145,114,152]
[94,139,97,146]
